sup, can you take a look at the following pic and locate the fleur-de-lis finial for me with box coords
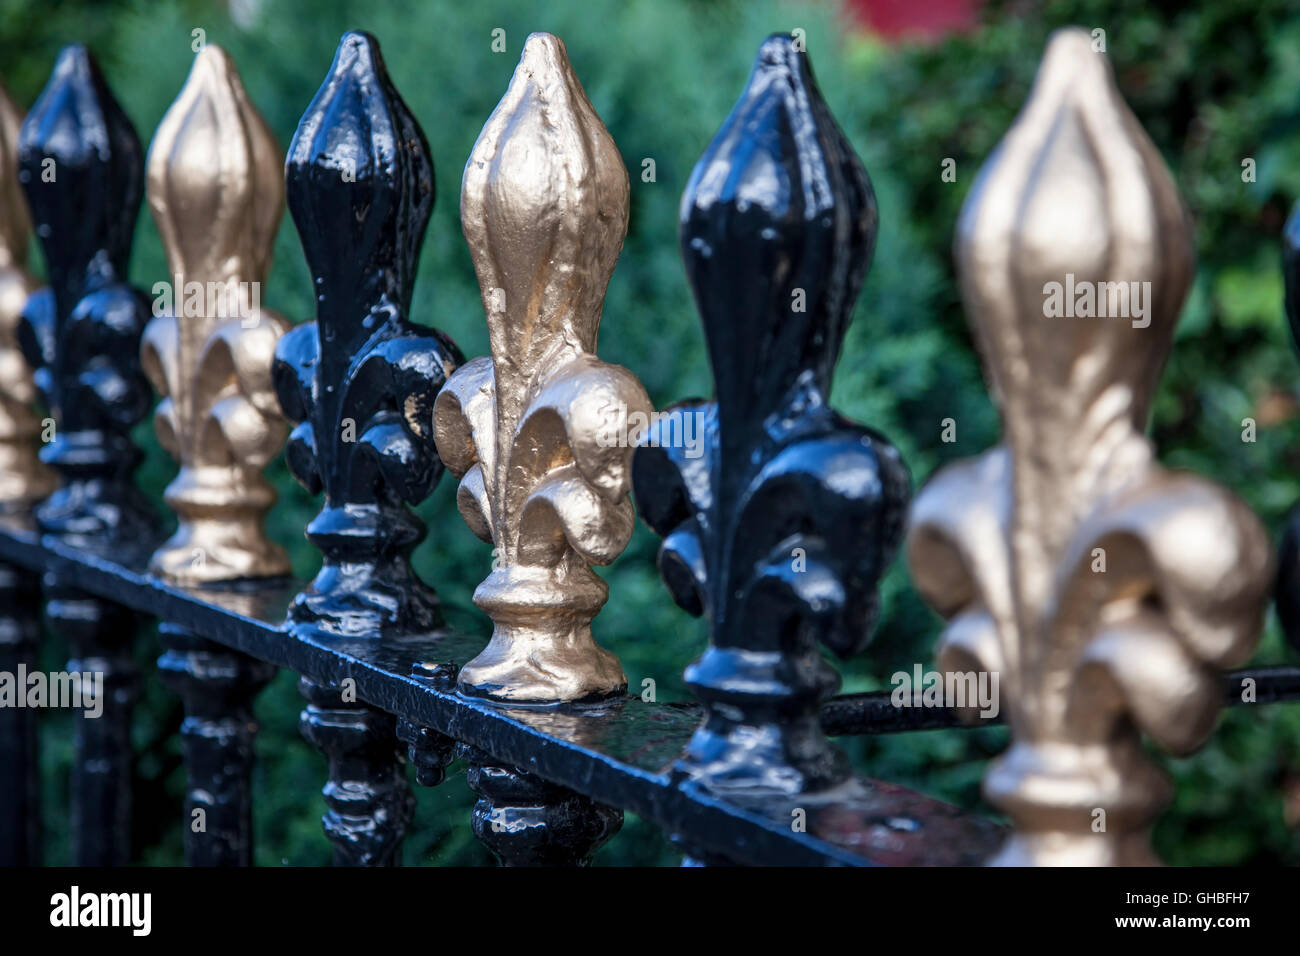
[433,33,652,703]
[0,83,54,513]
[273,32,463,638]
[631,34,909,794]
[907,29,1270,865]
[141,45,289,583]
[17,45,155,557]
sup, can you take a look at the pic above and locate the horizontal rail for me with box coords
[821,667,1300,736]
[0,523,1003,866]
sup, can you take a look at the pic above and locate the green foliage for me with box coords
[3,0,1298,864]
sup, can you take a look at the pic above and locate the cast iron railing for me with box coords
[0,25,1297,867]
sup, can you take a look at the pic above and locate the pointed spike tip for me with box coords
[190,42,235,84]
[332,30,384,80]
[25,45,107,159]
[461,29,627,368]
[19,43,144,281]
[755,32,804,71]
[52,44,95,84]
[1042,26,1110,71]
[678,32,875,421]
[954,23,1193,442]
[285,26,433,331]
[1025,28,1120,118]
[519,31,568,70]
[148,42,283,285]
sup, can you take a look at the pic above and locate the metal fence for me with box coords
[0,24,1296,867]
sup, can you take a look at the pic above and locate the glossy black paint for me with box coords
[16,46,156,559]
[397,715,455,788]
[14,47,155,867]
[0,525,1011,865]
[632,35,910,795]
[300,676,414,866]
[458,743,622,867]
[273,31,463,641]
[0,560,42,865]
[47,577,139,865]
[157,622,275,866]
[1278,205,1300,652]
[403,659,624,865]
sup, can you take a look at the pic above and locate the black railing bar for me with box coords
[0,527,885,866]
[821,666,1300,736]
[10,522,1284,765]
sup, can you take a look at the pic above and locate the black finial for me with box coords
[633,35,909,794]
[273,31,463,638]
[680,34,878,438]
[16,44,155,557]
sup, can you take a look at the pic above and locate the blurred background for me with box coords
[3,0,1299,865]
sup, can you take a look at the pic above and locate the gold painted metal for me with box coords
[434,33,651,703]
[141,45,289,584]
[0,84,54,514]
[906,29,1271,866]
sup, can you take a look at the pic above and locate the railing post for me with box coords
[140,44,290,867]
[906,29,1270,865]
[458,744,620,867]
[0,81,54,868]
[298,677,413,866]
[433,32,650,706]
[432,31,649,862]
[273,31,462,865]
[16,45,157,866]
[48,589,141,863]
[631,34,909,797]
[0,561,44,866]
[156,623,274,866]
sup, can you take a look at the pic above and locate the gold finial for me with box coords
[0,83,55,513]
[434,33,651,703]
[141,44,290,583]
[907,28,1270,865]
